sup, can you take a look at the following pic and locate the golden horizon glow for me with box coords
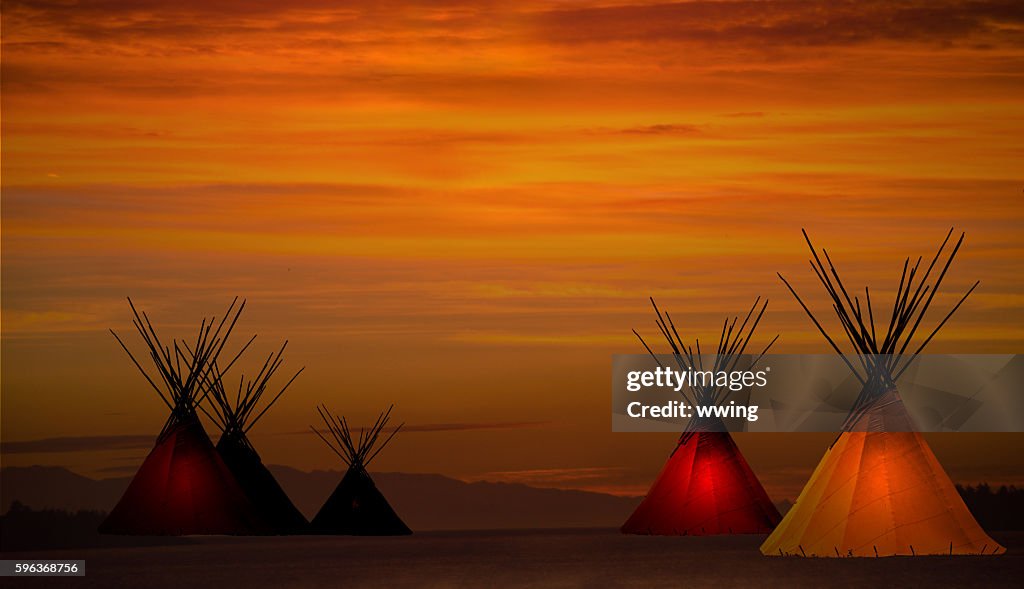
[3,1,1023,498]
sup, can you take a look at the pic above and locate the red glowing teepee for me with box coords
[622,298,782,535]
[622,428,781,535]
[100,298,266,535]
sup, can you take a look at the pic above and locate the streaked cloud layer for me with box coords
[3,1,1023,492]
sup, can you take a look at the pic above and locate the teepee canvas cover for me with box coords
[310,405,411,535]
[206,343,308,534]
[100,298,266,535]
[762,429,1002,557]
[622,429,782,535]
[622,298,782,535]
[762,230,1003,557]
[100,414,264,535]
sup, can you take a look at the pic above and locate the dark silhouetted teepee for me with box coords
[762,229,1004,557]
[310,405,411,535]
[100,298,266,535]
[205,342,308,534]
[622,298,782,535]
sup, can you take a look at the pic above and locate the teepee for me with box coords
[622,298,782,535]
[762,229,1004,557]
[310,405,411,535]
[204,342,308,534]
[100,298,266,535]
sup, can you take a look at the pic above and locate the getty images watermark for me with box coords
[624,365,768,422]
[612,354,1024,433]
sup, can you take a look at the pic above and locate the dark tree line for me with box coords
[957,484,1024,531]
[1,502,192,551]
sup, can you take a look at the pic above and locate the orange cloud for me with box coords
[2,0,1023,492]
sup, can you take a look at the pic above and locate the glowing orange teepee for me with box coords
[623,298,781,535]
[762,429,1002,557]
[762,229,1004,557]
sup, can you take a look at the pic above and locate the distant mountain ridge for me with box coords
[1,466,641,531]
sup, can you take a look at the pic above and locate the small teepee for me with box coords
[310,405,411,535]
[622,298,782,535]
[100,298,266,535]
[762,229,1004,557]
[205,342,308,534]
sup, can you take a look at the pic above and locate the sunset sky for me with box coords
[3,1,1023,499]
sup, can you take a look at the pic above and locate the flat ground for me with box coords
[4,530,1023,588]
